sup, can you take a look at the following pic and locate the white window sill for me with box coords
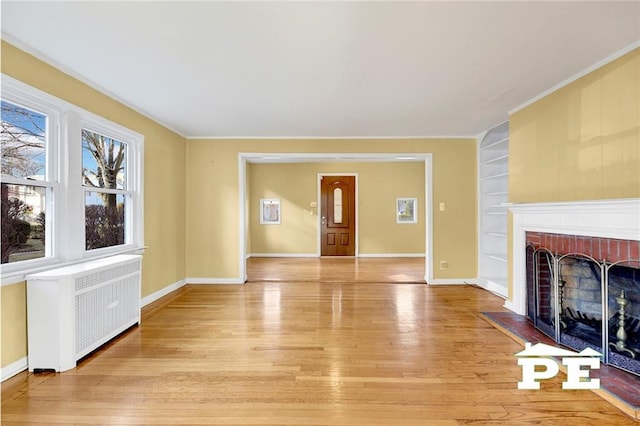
[1,245,146,286]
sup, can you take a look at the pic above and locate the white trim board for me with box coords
[509,41,640,115]
[508,198,640,316]
[428,278,478,285]
[238,152,434,288]
[477,278,508,299]
[186,277,245,285]
[249,253,318,258]
[249,253,426,258]
[140,279,186,308]
[358,253,426,258]
[1,34,186,138]
[1,278,187,383]
[1,356,28,382]
[187,135,475,140]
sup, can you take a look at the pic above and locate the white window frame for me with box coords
[1,75,144,285]
[79,115,143,257]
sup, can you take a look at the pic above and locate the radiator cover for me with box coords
[26,254,142,372]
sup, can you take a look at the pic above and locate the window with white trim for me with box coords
[82,128,128,250]
[1,76,144,279]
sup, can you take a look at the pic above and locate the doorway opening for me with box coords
[238,153,433,283]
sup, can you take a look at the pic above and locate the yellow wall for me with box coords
[249,162,426,255]
[186,139,477,280]
[508,47,640,302]
[510,48,640,202]
[1,283,27,368]
[1,40,477,371]
[1,41,187,368]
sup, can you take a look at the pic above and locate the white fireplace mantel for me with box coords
[507,198,640,315]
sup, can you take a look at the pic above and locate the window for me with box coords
[1,75,143,281]
[82,129,128,250]
[1,99,54,265]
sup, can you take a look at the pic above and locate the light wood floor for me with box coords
[246,256,426,283]
[2,259,636,425]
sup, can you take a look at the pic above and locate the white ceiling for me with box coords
[2,1,639,139]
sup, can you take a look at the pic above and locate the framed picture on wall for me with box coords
[260,199,281,224]
[396,197,417,224]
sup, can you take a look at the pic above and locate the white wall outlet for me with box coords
[439,260,448,270]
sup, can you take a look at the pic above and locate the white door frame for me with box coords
[238,153,433,283]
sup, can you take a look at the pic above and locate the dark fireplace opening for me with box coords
[608,262,640,375]
[558,255,602,352]
[525,232,640,376]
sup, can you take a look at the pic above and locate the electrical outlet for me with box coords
[439,260,448,270]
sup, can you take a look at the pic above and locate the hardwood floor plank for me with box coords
[2,259,637,424]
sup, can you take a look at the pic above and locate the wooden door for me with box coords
[321,175,355,256]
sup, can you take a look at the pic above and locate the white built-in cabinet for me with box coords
[478,121,509,297]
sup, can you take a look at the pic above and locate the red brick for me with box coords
[570,235,577,253]
[630,241,640,261]
[593,238,601,260]
[618,240,629,261]
[601,238,610,261]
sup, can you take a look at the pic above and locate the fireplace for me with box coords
[509,199,640,377]
[525,231,640,375]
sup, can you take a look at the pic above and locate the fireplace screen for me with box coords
[526,233,640,377]
[557,255,603,354]
[607,261,640,375]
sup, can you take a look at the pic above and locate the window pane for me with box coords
[82,129,126,190]
[85,192,126,250]
[1,183,46,264]
[1,100,47,179]
[333,188,343,224]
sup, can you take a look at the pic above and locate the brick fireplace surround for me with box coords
[500,198,640,418]
[509,199,640,316]
[526,232,640,263]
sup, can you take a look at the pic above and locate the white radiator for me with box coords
[26,254,142,372]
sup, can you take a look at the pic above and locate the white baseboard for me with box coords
[2,279,189,383]
[186,277,245,284]
[428,278,477,285]
[140,279,186,308]
[503,299,521,314]
[249,253,426,258]
[1,356,27,382]
[358,253,426,258]
[476,279,508,299]
[249,253,318,258]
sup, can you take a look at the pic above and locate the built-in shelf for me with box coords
[486,254,508,262]
[482,154,509,164]
[478,121,509,298]
[483,171,509,180]
[480,137,508,150]
[487,232,507,238]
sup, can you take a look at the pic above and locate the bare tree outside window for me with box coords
[1,101,47,263]
[2,80,143,270]
[1,101,46,178]
[82,130,127,250]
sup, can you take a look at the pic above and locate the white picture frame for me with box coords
[396,197,417,224]
[260,198,281,224]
